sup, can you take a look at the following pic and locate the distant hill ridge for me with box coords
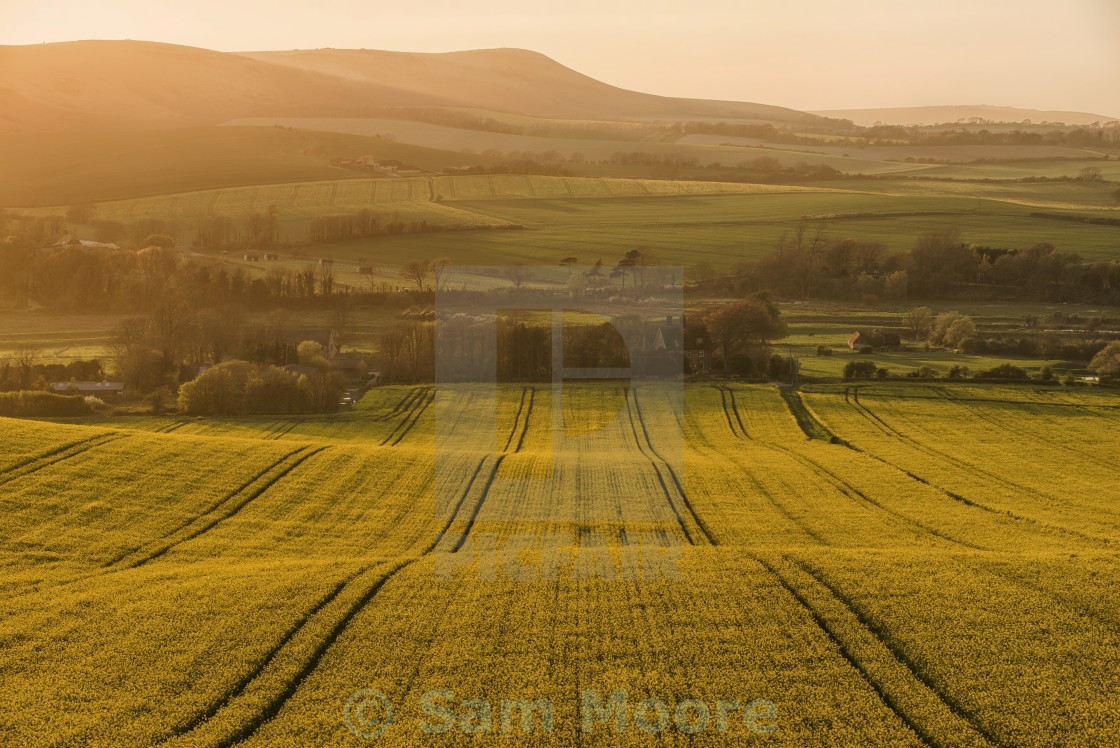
[812,105,1120,128]
[0,40,825,131]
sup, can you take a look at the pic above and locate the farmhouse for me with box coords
[243,253,261,262]
[651,315,711,374]
[371,159,423,176]
[263,253,279,261]
[52,234,121,250]
[50,381,125,398]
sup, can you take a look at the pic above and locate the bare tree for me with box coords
[318,263,335,296]
[505,265,531,290]
[13,344,39,372]
[429,257,452,292]
[379,324,408,383]
[110,318,155,389]
[560,256,578,275]
[298,266,317,297]
[331,297,353,348]
[264,308,297,364]
[402,260,429,291]
[11,345,40,387]
[403,322,432,381]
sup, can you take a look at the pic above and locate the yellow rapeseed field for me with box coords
[0,383,1117,746]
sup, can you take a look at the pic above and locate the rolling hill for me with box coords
[242,47,825,123]
[0,40,827,132]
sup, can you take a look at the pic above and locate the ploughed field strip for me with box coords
[0,384,1117,746]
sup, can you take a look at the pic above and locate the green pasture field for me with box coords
[320,189,1118,267]
[825,177,1120,210]
[757,299,1105,378]
[906,158,1120,180]
[0,383,1117,745]
[14,171,1117,284]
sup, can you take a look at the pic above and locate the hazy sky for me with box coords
[2,0,1118,116]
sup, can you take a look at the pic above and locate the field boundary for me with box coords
[780,388,838,441]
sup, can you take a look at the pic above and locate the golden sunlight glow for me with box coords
[0,0,1117,114]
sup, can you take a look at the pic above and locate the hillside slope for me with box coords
[0,40,824,131]
[243,47,823,123]
[0,40,463,131]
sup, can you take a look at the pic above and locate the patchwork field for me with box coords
[30,176,1109,274]
[11,165,1119,282]
[1,382,1117,745]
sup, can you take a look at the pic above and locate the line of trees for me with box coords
[858,124,1120,148]
[672,120,1120,149]
[0,355,103,392]
[714,226,1120,305]
[382,295,789,383]
[0,239,369,310]
[843,359,1057,382]
[108,301,358,392]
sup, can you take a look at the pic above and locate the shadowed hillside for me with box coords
[0,40,455,131]
[0,126,499,206]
